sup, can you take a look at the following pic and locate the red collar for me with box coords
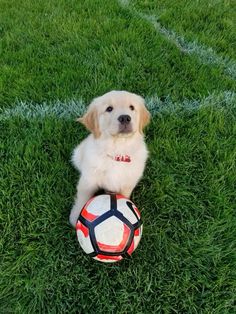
[114,155,131,163]
[107,154,131,163]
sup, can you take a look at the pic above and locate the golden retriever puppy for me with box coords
[70,90,150,227]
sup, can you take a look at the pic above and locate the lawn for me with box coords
[0,0,236,313]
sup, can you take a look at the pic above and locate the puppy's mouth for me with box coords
[118,124,133,134]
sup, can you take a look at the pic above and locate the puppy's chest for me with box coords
[83,137,147,177]
[90,145,145,173]
[106,143,141,164]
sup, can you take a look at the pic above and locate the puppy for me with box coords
[70,90,150,227]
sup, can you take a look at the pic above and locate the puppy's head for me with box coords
[78,91,150,138]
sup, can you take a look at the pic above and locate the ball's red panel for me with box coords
[116,194,126,200]
[97,223,130,253]
[96,254,123,261]
[127,239,135,255]
[133,206,141,218]
[134,228,140,236]
[76,221,89,238]
[81,207,99,222]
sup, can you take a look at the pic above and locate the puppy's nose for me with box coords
[118,115,131,125]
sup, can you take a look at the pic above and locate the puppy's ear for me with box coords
[139,100,151,134]
[77,106,101,139]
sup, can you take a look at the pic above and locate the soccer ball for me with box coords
[76,194,143,262]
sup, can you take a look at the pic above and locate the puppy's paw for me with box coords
[69,211,79,228]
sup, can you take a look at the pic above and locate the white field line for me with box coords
[0,99,86,121]
[118,0,236,80]
[146,91,236,115]
[0,92,235,121]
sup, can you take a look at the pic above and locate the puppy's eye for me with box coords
[130,105,135,111]
[106,106,113,112]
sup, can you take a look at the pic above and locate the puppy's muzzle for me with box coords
[118,115,132,133]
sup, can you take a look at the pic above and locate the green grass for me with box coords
[133,0,236,59]
[1,0,236,313]
[0,0,235,106]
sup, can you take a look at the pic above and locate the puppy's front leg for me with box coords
[120,186,134,199]
[69,177,97,227]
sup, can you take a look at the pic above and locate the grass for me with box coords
[0,0,236,313]
[0,0,235,106]
[132,0,236,59]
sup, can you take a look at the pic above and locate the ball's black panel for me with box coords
[126,201,142,223]
[110,193,117,212]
